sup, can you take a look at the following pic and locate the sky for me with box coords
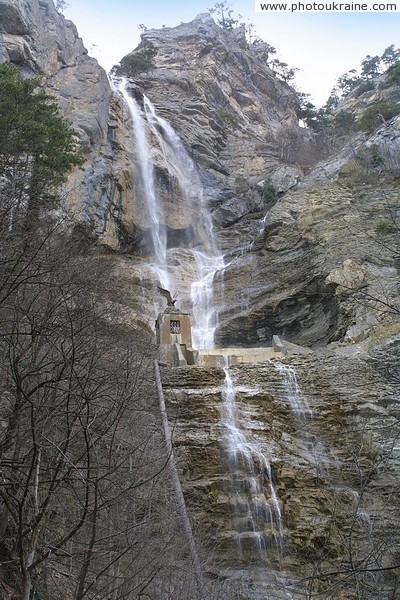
[63,0,400,106]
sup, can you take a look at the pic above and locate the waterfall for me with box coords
[117,80,170,291]
[117,79,224,347]
[221,361,283,560]
[142,95,224,348]
[143,96,201,236]
[274,363,311,418]
[190,251,225,349]
[276,363,340,479]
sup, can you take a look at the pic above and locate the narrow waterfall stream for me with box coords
[221,361,283,561]
[275,362,339,479]
[117,78,224,347]
[142,93,225,348]
[116,80,170,291]
[275,362,312,418]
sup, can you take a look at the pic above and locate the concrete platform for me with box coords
[197,347,281,367]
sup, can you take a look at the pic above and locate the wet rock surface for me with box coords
[161,340,400,598]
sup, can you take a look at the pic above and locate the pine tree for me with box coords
[0,64,82,228]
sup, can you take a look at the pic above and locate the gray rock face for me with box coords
[0,0,138,247]
[126,15,319,228]
[0,0,29,35]
[215,176,399,348]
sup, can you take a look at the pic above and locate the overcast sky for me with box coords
[64,0,400,106]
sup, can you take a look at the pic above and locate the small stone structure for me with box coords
[155,303,309,367]
[156,307,198,366]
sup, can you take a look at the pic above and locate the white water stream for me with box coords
[275,363,312,418]
[221,361,283,559]
[116,80,170,291]
[118,79,290,567]
[117,79,224,347]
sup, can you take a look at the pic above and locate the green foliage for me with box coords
[361,54,381,79]
[234,174,249,193]
[0,64,82,222]
[209,1,241,29]
[217,108,239,129]
[113,43,157,77]
[381,44,400,67]
[358,100,400,133]
[324,89,340,113]
[337,69,361,96]
[365,144,384,168]
[333,110,356,131]
[271,58,299,82]
[354,80,375,97]
[384,61,400,86]
[251,40,276,64]
[329,44,399,104]
[297,95,328,131]
[375,219,397,234]
[262,180,276,202]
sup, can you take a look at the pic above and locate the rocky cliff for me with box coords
[127,14,317,225]
[130,14,305,177]
[1,3,399,599]
[117,14,399,350]
[161,340,400,599]
[0,0,143,248]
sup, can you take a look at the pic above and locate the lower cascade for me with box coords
[274,362,312,418]
[221,361,283,561]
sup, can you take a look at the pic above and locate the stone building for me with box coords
[156,307,198,366]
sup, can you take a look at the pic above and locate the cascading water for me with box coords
[190,251,225,349]
[117,78,225,347]
[221,360,283,560]
[274,362,311,418]
[276,362,339,478]
[142,95,224,348]
[117,80,170,291]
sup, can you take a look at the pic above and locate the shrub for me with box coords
[358,100,400,133]
[234,174,249,192]
[354,80,375,97]
[385,61,400,86]
[375,219,397,234]
[113,43,157,77]
[216,108,239,129]
[365,144,384,168]
[333,110,356,131]
[262,180,276,202]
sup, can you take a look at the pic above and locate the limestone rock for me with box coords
[0,0,138,248]
[123,15,316,231]
[0,0,29,35]
[161,340,400,598]
[326,259,366,293]
[214,173,399,348]
[270,165,302,193]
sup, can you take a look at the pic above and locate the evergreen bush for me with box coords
[262,180,276,202]
[358,100,400,133]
